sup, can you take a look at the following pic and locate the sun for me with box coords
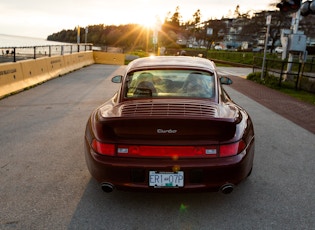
[140,18,156,29]
[137,14,162,30]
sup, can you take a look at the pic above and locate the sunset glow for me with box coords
[0,0,273,38]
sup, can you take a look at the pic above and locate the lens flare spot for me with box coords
[172,154,179,161]
[172,165,180,172]
[179,203,188,213]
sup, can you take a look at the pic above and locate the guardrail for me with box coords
[0,44,93,63]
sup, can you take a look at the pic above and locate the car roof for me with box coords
[126,56,216,73]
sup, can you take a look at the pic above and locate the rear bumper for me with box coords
[84,137,254,192]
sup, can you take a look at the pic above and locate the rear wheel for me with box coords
[247,167,253,177]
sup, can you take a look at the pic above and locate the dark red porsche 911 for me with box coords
[84,56,254,194]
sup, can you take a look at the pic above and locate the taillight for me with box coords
[92,139,115,156]
[219,140,246,157]
[91,140,246,158]
[117,145,217,157]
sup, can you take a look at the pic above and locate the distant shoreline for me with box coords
[0,34,73,48]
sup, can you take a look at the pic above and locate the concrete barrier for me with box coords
[78,51,94,66]
[20,58,51,86]
[0,51,120,98]
[47,56,67,78]
[0,62,25,98]
[93,51,125,65]
[64,51,94,72]
[63,54,78,73]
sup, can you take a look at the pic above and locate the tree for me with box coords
[163,6,182,34]
[239,11,291,51]
[182,9,203,45]
[193,9,201,25]
[159,6,184,48]
[202,19,226,49]
[234,5,251,19]
[171,6,181,29]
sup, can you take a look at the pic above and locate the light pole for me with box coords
[85,27,88,44]
[77,26,80,44]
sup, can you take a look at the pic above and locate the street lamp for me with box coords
[77,26,80,44]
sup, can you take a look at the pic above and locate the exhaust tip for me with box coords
[101,182,115,193]
[220,183,234,194]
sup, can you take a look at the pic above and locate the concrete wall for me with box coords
[0,51,125,98]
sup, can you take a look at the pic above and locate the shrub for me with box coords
[247,72,279,88]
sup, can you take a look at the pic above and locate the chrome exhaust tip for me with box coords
[101,182,115,193]
[220,183,234,194]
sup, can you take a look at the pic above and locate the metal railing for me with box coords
[0,44,93,63]
[253,56,315,91]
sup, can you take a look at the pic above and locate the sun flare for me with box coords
[135,11,162,30]
[138,16,158,29]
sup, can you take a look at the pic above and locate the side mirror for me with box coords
[220,77,233,85]
[111,75,122,83]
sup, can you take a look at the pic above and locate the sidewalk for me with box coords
[228,74,315,134]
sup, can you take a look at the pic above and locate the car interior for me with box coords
[126,70,214,99]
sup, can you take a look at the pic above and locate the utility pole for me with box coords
[286,8,301,73]
[261,15,272,80]
[276,0,314,82]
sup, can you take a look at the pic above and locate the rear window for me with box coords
[124,69,215,99]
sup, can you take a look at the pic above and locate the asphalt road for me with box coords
[0,64,314,229]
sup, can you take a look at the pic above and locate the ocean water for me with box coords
[0,34,91,61]
[0,34,72,48]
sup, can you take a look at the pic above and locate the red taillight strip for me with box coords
[219,140,246,157]
[117,145,217,158]
[92,139,246,158]
[92,139,115,156]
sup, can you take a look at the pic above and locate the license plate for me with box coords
[149,171,184,188]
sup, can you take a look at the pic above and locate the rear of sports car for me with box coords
[84,100,255,194]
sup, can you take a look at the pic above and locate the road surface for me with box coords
[0,65,314,229]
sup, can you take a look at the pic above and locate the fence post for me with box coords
[264,59,268,79]
[13,47,16,62]
[252,57,255,73]
[311,57,314,72]
[33,47,36,59]
[279,61,285,87]
[296,62,302,90]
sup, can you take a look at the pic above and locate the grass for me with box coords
[209,51,315,106]
[247,72,315,105]
[277,88,315,105]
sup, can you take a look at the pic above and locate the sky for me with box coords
[0,0,275,39]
